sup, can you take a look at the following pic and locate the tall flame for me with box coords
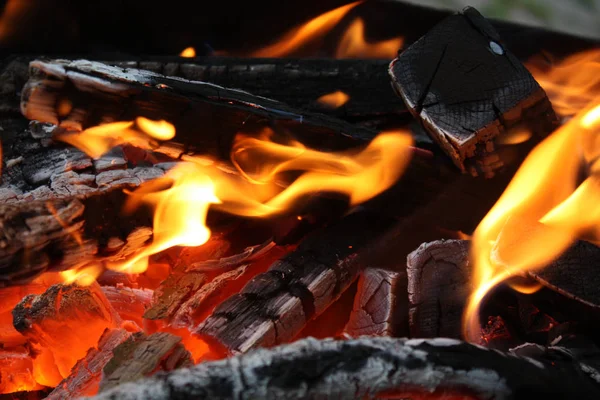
[58,122,412,276]
[335,18,403,59]
[464,100,600,340]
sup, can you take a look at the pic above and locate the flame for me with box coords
[464,99,600,341]
[316,91,350,108]
[179,47,196,57]
[56,117,175,159]
[59,264,103,286]
[56,124,412,275]
[528,49,600,116]
[335,18,403,59]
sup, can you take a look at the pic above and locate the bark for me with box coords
[88,336,600,400]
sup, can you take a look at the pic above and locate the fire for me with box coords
[527,49,600,116]
[56,123,412,276]
[59,264,103,286]
[464,100,600,341]
[179,47,196,57]
[335,18,403,59]
[316,91,350,108]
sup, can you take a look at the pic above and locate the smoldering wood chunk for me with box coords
[46,328,131,399]
[21,146,92,185]
[99,332,193,392]
[21,60,378,160]
[143,272,207,321]
[343,267,408,337]
[89,336,600,400]
[12,282,120,381]
[196,212,394,354]
[389,7,558,177]
[101,286,154,329]
[406,239,470,338]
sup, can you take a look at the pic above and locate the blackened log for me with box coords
[406,239,470,338]
[342,267,407,337]
[195,211,395,354]
[390,7,558,177]
[88,336,600,400]
[99,332,193,392]
[21,60,379,161]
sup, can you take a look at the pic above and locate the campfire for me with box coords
[1,1,600,399]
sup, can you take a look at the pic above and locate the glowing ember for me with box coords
[179,47,196,57]
[316,90,350,108]
[464,99,600,341]
[335,18,403,59]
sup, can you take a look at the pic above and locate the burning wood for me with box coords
[12,282,120,385]
[101,286,153,329]
[390,7,559,177]
[88,336,600,400]
[98,332,193,392]
[342,267,407,338]
[0,349,43,394]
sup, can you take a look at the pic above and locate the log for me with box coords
[21,59,379,161]
[101,286,154,329]
[195,211,395,354]
[406,239,470,339]
[389,7,558,177]
[0,349,43,394]
[46,328,132,399]
[99,332,193,392]
[342,267,407,338]
[87,336,600,400]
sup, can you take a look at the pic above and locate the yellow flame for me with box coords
[59,265,103,286]
[179,47,196,57]
[528,49,600,117]
[335,18,403,59]
[464,99,600,341]
[316,91,350,109]
[55,117,175,159]
[496,128,532,145]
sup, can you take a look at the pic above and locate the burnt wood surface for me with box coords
[343,267,408,337]
[390,7,558,177]
[88,336,600,400]
[406,239,470,338]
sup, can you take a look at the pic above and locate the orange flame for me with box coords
[335,18,403,59]
[56,124,412,276]
[464,100,600,341]
[316,90,350,108]
[179,47,196,57]
[528,49,600,116]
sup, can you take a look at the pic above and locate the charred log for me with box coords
[89,336,600,400]
[389,7,558,177]
[101,286,154,329]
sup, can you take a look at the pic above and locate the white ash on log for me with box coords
[195,211,395,354]
[342,267,408,337]
[389,7,559,177]
[87,336,600,400]
[99,332,193,392]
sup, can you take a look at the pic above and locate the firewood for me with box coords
[389,7,559,177]
[21,59,379,160]
[342,267,408,337]
[46,328,131,399]
[99,332,193,392]
[12,282,120,383]
[406,239,470,338]
[195,211,395,354]
[0,349,44,394]
[101,286,154,329]
[88,336,600,400]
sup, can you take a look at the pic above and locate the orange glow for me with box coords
[528,49,600,116]
[464,99,600,341]
[59,264,103,286]
[245,2,361,57]
[335,18,403,59]
[56,123,412,276]
[0,350,44,394]
[496,128,532,145]
[56,117,175,159]
[316,91,350,108]
[179,47,196,57]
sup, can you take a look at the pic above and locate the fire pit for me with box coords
[1,1,599,399]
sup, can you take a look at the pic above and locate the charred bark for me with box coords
[89,336,600,400]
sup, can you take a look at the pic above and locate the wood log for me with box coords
[101,286,154,329]
[342,267,407,338]
[99,332,193,392]
[21,59,379,161]
[406,239,470,339]
[46,328,131,400]
[88,336,600,400]
[0,349,43,394]
[195,211,395,354]
[389,7,559,177]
